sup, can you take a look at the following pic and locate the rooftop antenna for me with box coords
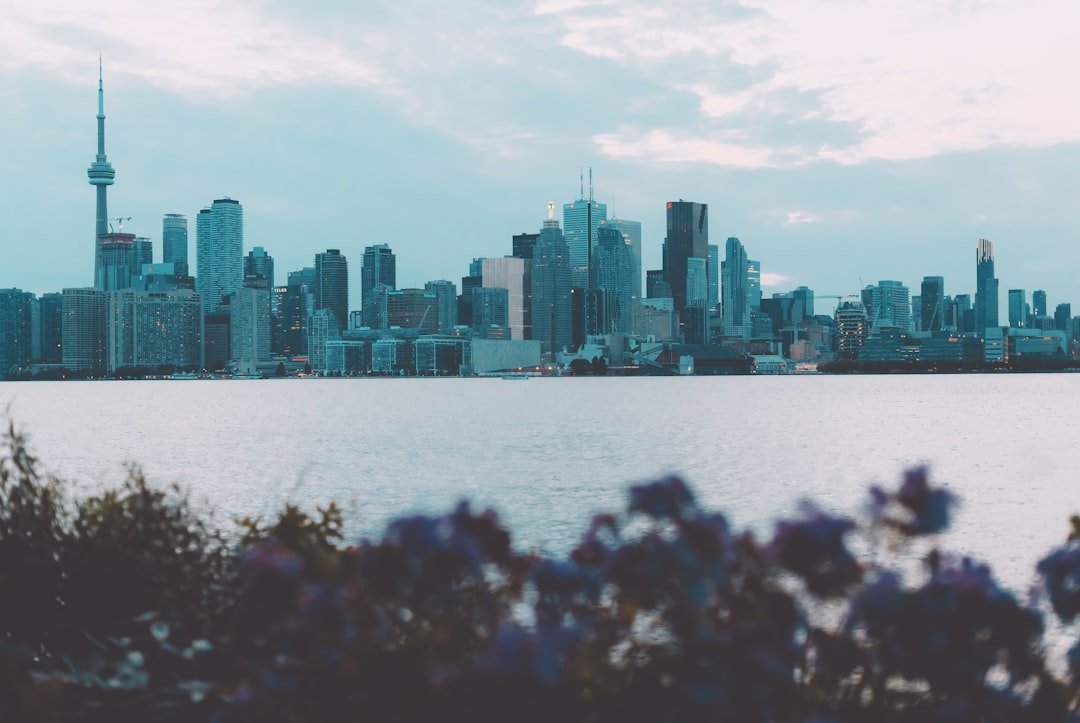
[589,166,593,202]
[579,167,584,200]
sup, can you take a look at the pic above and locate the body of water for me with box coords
[0,375,1074,592]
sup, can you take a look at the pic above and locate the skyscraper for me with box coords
[590,225,635,334]
[315,249,348,331]
[1033,290,1047,318]
[386,289,439,333]
[563,174,607,287]
[531,204,572,357]
[106,289,203,372]
[662,201,708,314]
[512,233,539,261]
[230,276,272,374]
[1008,289,1028,328]
[362,244,396,328]
[38,292,63,364]
[920,276,945,332]
[602,218,643,301]
[0,290,33,376]
[277,267,315,356]
[245,247,275,287]
[62,288,107,372]
[482,257,530,341]
[424,280,458,332]
[721,237,751,340]
[975,238,999,333]
[196,198,243,310]
[163,214,189,277]
[863,281,911,331]
[707,244,719,310]
[95,233,152,291]
[747,259,761,310]
[88,58,116,273]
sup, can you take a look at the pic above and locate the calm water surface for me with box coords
[0,375,1075,592]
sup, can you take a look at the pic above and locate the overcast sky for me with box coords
[3,0,1080,313]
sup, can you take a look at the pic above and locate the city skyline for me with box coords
[3,3,1080,311]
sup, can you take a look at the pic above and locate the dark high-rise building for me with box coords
[974,238,999,333]
[662,201,708,314]
[590,225,634,334]
[245,246,275,287]
[472,287,509,333]
[1008,289,1027,328]
[361,244,396,328]
[570,286,585,349]
[1055,303,1072,332]
[792,286,815,320]
[920,276,945,332]
[196,198,243,310]
[163,214,189,277]
[458,260,484,328]
[531,208,572,357]
[38,292,63,364]
[88,59,116,273]
[1033,290,1047,318]
[512,232,539,260]
[315,249,348,331]
[203,311,231,371]
[424,280,458,332]
[276,268,315,356]
[386,289,438,333]
[0,289,34,376]
[646,269,671,299]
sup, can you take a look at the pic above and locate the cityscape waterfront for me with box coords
[1,63,1077,380]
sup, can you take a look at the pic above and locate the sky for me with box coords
[3,0,1080,314]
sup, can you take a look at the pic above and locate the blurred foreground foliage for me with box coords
[2,422,1080,722]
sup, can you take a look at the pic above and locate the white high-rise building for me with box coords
[482,257,531,340]
[196,198,243,310]
[106,289,203,372]
[230,281,272,374]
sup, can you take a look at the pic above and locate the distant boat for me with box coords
[500,373,529,380]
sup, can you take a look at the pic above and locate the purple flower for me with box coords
[895,466,955,535]
[1037,543,1080,622]
[771,509,861,597]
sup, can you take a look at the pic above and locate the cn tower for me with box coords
[87,57,115,243]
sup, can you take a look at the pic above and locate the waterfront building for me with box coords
[315,249,349,332]
[721,237,752,340]
[106,288,203,372]
[662,201,708,314]
[512,232,538,260]
[307,308,340,373]
[471,339,542,374]
[482,257,530,340]
[602,218,643,301]
[424,280,458,332]
[835,301,869,357]
[531,207,573,357]
[0,289,34,375]
[1008,289,1028,328]
[415,336,470,376]
[1034,290,1047,318]
[371,338,415,375]
[361,244,396,328]
[196,198,243,310]
[975,238,1000,334]
[862,280,911,331]
[62,288,107,372]
[245,247,275,287]
[162,214,189,277]
[323,338,369,375]
[203,312,230,371]
[920,276,945,332]
[230,275,272,374]
[386,289,439,333]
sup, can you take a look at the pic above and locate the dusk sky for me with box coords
[4,0,1080,312]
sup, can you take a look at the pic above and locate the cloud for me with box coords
[760,272,790,287]
[784,211,815,225]
[541,0,1080,165]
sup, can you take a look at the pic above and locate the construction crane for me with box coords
[108,216,132,233]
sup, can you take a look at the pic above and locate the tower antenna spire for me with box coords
[579,167,584,200]
[589,166,593,202]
